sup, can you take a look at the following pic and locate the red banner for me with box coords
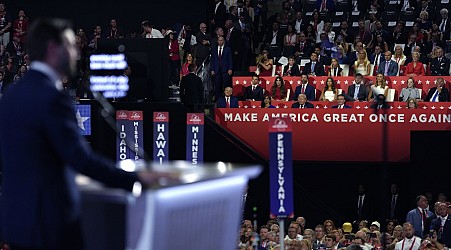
[215,106,451,162]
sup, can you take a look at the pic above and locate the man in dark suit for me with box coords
[431,202,451,248]
[0,17,172,249]
[425,78,449,102]
[211,36,233,100]
[291,93,314,108]
[234,13,253,72]
[404,34,424,58]
[370,94,391,109]
[209,0,227,30]
[429,48,450,76]
[224,19,242,71]
[195,23,211,67]
[291,11,306,34]
[293,74,316,101]
[294,32,313,62]
[387,184,408,223]
[437,8,450,33]
[369,45,384,70]
[315,0,335,13]
[398,0,418,11]
[377,51,399,76]
[283,56,301,76]
[349,184,374,223]
[217,86,239,108]
[347,42,364,68]
[331,94,352,108]
[243,74,264,101]
[180,64,204,112]
[345,73,368,101]
[302,52,326,76]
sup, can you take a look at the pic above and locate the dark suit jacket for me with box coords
[295,42,314,59]
[303,61,325,76]
[349,194,374,222]
[283,64,301,76]
[0,70,138,248]
[243,85,264,101]
[225,27,242,55]
[195,31,211,59]
[315,0,335,11]
[386,194,408,223]
[430,57,450,76]
[293,84,316,101]
[291,102,314,108]
[210,2,227,28]
[180,73,204,105]
[377,60,399,76]
[331,104,351,109]
[431,216,451,247]
[217,95,239,108]
[211,46,233,73]
[369,54,384,66]
[346,84,368,101]
[425,87,450,102]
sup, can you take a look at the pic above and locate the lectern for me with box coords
[78,161,261,250]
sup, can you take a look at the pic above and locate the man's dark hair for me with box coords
[26,18,72,62]
[188,63,196,72]
[355,73,363,77]
[337,94,345,99]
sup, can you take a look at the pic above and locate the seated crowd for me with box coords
[238,193,451,250]
[2,0,451,106]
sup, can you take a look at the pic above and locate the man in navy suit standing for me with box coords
[377,51,399,76]
[0,18,174,249]
[431,202,451,248]
[211,36,233,101]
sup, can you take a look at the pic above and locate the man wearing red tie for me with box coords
[211,36,233,101]
[217,87,239,108]
[406,195,435,238]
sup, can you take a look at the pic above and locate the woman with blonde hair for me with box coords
[404,52,425,76]
[368,73,388,101]
[392,45,407,66]
[354,50,371,76]
[300,239,313,250]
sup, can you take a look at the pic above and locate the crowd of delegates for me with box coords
[1,0,451,104]
[237,192,451,250]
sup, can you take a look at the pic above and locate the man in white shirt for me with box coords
[141,21,163,38]
[395,223,421,250]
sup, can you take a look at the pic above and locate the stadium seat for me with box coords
[387,89,395,102]
[340,64,350,76]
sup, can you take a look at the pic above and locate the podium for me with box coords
[78,161,261,250]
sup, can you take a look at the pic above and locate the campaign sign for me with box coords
[75,104,91,135]
[269,117,294,219]
[186,113,204,165]
[153,112,169,164]
[116,110,144,162]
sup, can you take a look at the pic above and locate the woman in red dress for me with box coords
[404,52,425,76]
[270,76,287,101]
[13,10,28,44]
